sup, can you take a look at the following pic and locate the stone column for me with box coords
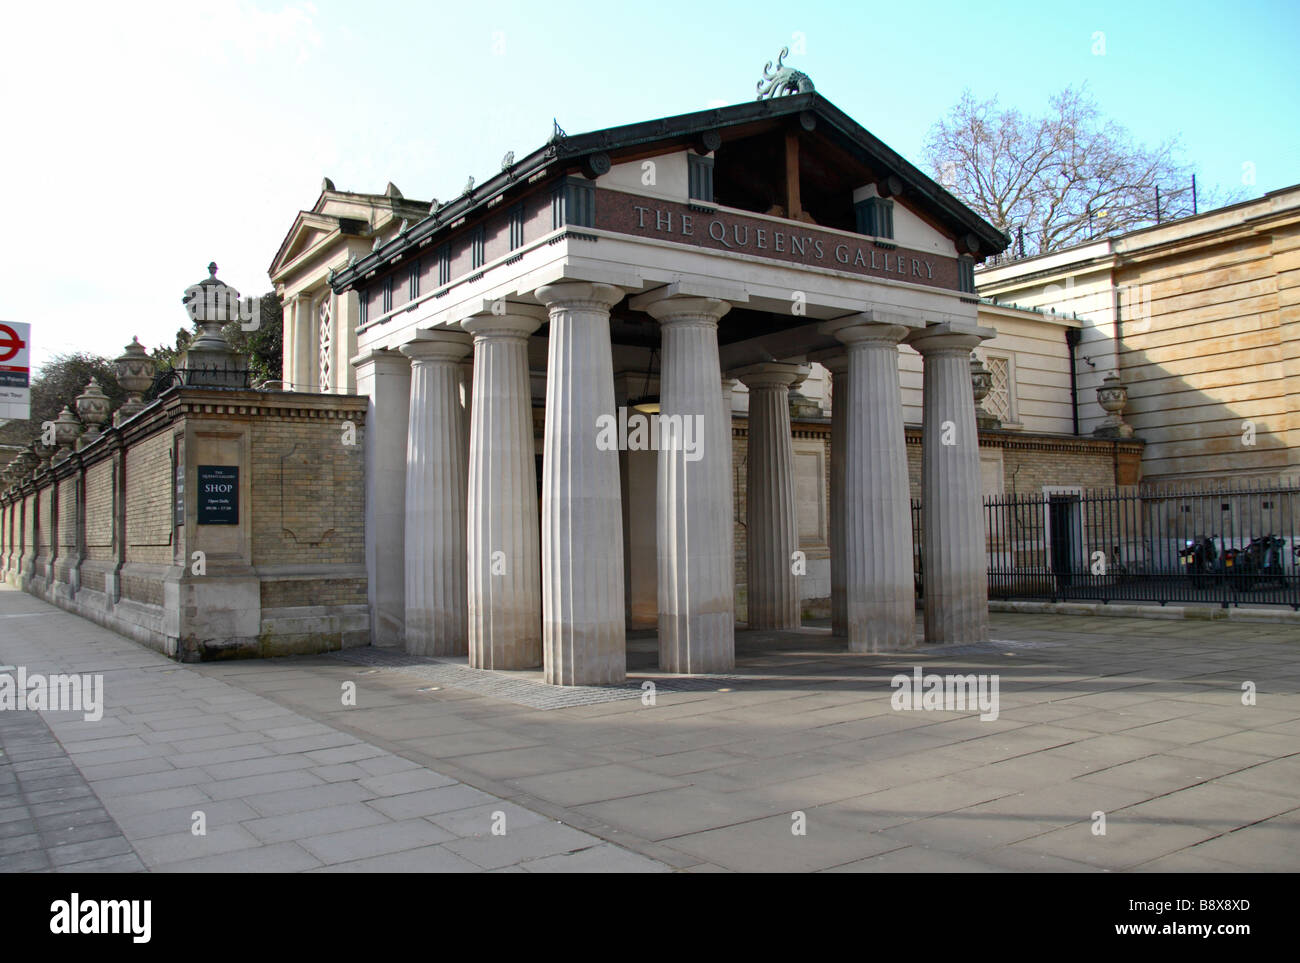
[535,282,627,685]
[400,331,473,656]
[293,294,315,391]
[907,322,996,644]
[281,295,297,387]
[353,348,411,645]
[825,319,917,651]
[734,363,805,630]
[636,292,735,673]
[461,310,546,669]
[818,354,850,638]
[721,376,738,610]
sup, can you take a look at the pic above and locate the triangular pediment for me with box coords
[270,210,342,278]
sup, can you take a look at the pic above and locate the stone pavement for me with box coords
[0,586,667,873]
[3,583,1298,872]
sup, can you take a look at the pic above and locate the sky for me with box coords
[2,0,1297,376]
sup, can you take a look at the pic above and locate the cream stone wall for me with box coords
[732,301,1082,438]
[979,185,1300,484]
[598,152,692,203]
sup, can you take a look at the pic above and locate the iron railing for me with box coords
[913,479,1300,609]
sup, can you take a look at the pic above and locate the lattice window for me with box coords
[318,296,332,392]
[985,355,1012,422]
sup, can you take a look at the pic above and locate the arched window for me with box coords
[318,295,333,392]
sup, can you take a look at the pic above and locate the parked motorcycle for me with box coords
[1179,535,1219,582]
[1233,534,1287,590]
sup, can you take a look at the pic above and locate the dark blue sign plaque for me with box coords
[196,465,238,525]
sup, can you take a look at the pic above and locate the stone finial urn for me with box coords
[75,377,111,447]
[114,337,156,424]
[970,354,1000,430]
[178,262,249,389]
[15,449,38,480]
[1093,372,1134,439]
[31,438,55,474]
[52,405,83,460]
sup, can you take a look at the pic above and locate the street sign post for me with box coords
[0,322,31,421]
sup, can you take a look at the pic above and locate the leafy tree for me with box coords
[0,353,125,451]
[153,290,283,388]
[1,292,284,457]
[923,85,1243,257]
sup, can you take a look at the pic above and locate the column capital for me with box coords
[731,361,808,391]
[461,311,544,341]
[905,321,996,356]
[398,330,472,363]
[821,316,914,347]
[806,348,848,375]
[535,281,626,312]
[637,295,732,326]
[628,280,746,321]
[351,347,410,373]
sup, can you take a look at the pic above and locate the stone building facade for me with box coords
[311,88,1147,685]
[977,185,1300,484]
[270,181,431,395]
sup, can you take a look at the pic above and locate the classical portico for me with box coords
[334,88,1008,684]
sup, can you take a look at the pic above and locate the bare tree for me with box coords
[924,85,1238,257]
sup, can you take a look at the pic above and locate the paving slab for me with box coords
[3,584,1297,873]
[0,587,671,874]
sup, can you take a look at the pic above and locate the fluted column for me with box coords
[907,322,996,644]
[282,295,298,387]
[637,292,735,673]
[734,363,805,630]
[818,354,850,638]
[353,348,411,645]
[826,318,917,651]
[293,294,315,391]
[535,282,627,685]
[721,376,738,609]
[400,332,473,656]
[462,310,545,669]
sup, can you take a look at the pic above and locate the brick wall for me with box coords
[23,493,34,555]
[37,487,52,557]
[57,477,78,555]
[250,418,365,568]
[126,431,173,564]
[261,577,366,609]
[85,460,114,561]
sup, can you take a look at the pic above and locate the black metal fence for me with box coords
[913,479,1300,609]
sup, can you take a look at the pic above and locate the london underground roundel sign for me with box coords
[0,323,25,362]
[0,321,32,420]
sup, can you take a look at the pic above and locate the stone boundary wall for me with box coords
[1,387,368,661]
